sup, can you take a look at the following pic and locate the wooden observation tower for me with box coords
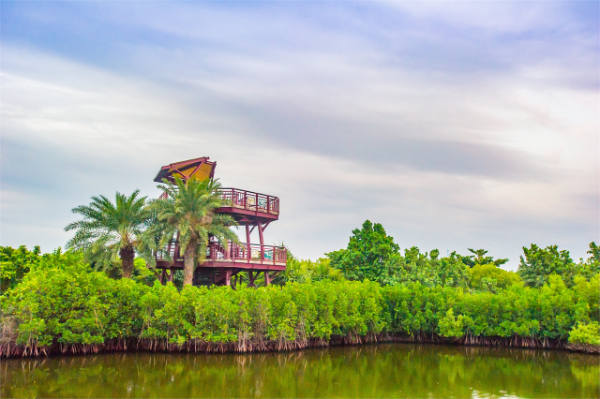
[153,157,287,287]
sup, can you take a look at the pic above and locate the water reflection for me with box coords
[2,344,598,398]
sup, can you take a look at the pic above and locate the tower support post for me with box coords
[246,224,251,261]
[224,269,232,286]
[258,222,265,262]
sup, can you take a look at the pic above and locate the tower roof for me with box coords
[153,157,217,182]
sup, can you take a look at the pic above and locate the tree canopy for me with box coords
[64,190,150,278]
[460,248,508,268]
[327,220,400,283]
[147,177,238,285]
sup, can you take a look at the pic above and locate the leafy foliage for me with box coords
[573,242,600,281]
[3,221,599,354]
[326,221,471,288]
[327,220,400,283]
[518,244,576,288]
[65,190,150,278]
[460,248,508,268]
[388,248,471,288]
[0,245,41,291]
[438,308,465,338]
[569,322,600,346]
[1,250,147,347]
[468,264,521,292]
[2,249,598,352]
[147,178,238,285]
[276,253,343,284]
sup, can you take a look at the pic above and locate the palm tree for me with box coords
[148,177,238,286]
[65,190,149,278]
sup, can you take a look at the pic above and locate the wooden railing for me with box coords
[155,239,287,266]
[216,188,279,215]
[159,188,279,215]
[155,240,183,263]
[207,239,287,265]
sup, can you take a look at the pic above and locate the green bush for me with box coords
[1,245,599,352]
[468,264,521,292]
[569,322,600,346]
[0,245,41,291]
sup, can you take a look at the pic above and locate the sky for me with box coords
[1,1,598,270]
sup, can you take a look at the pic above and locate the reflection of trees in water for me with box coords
[2,344,598,398]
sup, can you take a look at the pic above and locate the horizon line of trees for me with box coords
[1,249,598,356]
[2,180,599,355]
[0,174,597,292]
[21,176,597,294]
[2,223,598,294]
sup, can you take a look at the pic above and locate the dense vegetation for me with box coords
[2,180,599,357]
[1,234,598,357]
[64,179,237,285]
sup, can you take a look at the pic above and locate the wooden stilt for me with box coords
[246,224,251,261]
[258,222,265,262]
[160,269,166,284]
[168,268,174,282]
[225,269,232,286]
[264,271,271,286]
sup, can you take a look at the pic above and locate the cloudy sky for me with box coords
[1,1,598,269]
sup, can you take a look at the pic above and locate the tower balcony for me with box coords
[158,187,279,221]
[155,239,287,271]
[216,188,279,221]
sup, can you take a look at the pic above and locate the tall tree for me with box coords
[327,220,400,282]
[65,190,149,278]
[149,177,238,286]
[518,244,574,288]
[573,242,600,281]
[0,245,41,290]
[587,242,600,263]
[461,248,508,268]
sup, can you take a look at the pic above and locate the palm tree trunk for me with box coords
[183,243,197,286]
[120,246,135,278]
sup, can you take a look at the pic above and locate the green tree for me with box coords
[461,248,508,268]
[518,244,575,288]
[468,263,521,292]
[569,322,600,346]
[65,190,150,278]
[385,247,470,288]
[0,245,41,291]
[277,254,343,284]
[438,308,465,338]
[327,220,400,283]
[587,242,600,262]
[148,178,238,286]
[573,242,600,281]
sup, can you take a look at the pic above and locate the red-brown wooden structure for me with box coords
[153,157,286,287]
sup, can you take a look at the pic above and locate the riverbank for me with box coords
[2,259,599,359]
[2,333,598,359]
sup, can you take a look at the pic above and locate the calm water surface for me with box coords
[2,344,598,398]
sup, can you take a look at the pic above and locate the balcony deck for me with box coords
[159,187,280,222]
[155,240,287,271]
[216,188,279,221]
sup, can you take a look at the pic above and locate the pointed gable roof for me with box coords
[153,157,217,183]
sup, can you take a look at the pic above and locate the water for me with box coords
[2,344,598,398]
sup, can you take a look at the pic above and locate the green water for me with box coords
[2,344,598,398]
